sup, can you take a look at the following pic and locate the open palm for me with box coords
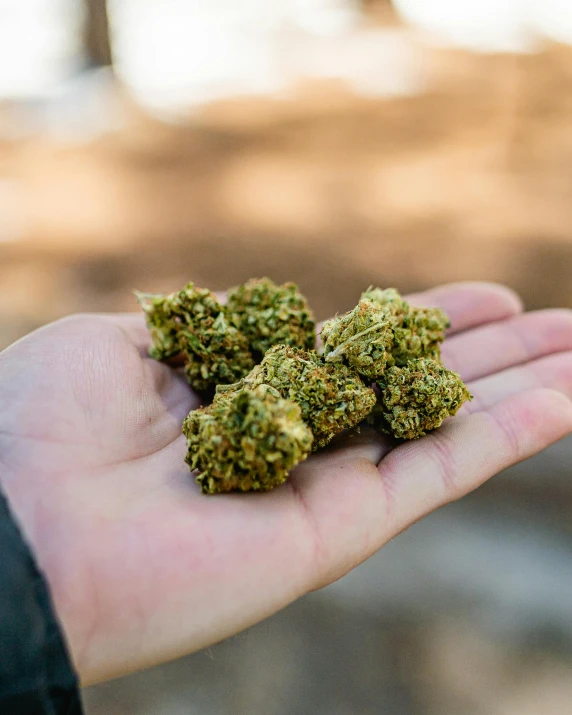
[1,282,571,685]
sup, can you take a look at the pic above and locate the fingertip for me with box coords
[464,281,522,313]
[436,281,523,315]
[408,281,523,334]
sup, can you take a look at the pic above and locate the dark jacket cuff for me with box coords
[0,489,83,714]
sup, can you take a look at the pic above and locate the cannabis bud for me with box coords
[370,358,471,440]
[362,286,450,366]
[136,278,315,393]
[227,277,315,358]
[321,299,394,381]
[320,287,450,383]
[135,283,221,361]
[136,283,255,392]
[183,387,313,494]
[220,345,377,449]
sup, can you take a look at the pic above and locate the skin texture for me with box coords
[0,282,572,686]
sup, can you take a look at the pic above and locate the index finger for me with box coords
[405,281,523,335]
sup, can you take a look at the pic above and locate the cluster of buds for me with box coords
[139,280,471,493]
[183,346,376,493]
[321,288,471,440]
[137,278,315,393]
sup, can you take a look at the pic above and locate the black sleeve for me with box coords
[0,489,83,715]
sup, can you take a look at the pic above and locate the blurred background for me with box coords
[1,0,572,713]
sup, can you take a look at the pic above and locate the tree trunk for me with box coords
[84,0,113,68]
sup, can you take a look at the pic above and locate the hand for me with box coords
[1,283,571,685]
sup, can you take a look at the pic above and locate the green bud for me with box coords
[390,307,449,366]
[136,283,254,392]
[136,284,220,360]
[181,309,255,393]
[321,299,394,381]
[371,358,472,439]
[227,277,315,357]
[183,387,313,494]
[360,287,405,314]
[220,345,377,449]
[361,286,450,366]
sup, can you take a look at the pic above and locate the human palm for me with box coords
[0,282,571,685]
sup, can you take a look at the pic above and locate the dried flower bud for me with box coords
[220,345,377,449]
[181,314,255,393]
[227,277,315,357]
[183,387,313,494]
[371,358,471,439]
[320,300,394,381]
[391,307,449,366]
[361,286,450,366]
[135,284,219,360]
[136,283,254,392]
[360,287,405,314]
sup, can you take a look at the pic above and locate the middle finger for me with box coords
[441,309,572,383]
